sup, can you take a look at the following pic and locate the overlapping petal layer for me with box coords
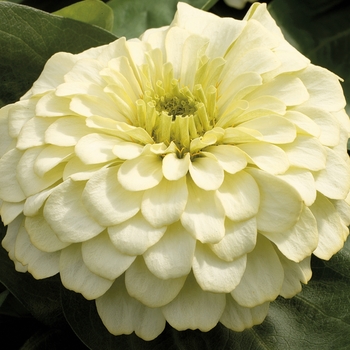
[0,1,349,341]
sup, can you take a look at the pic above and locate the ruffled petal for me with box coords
[192,242,246,293]
[108,212,166,255]
[44,179,104,242]
[96,276,166,340]
[231,235,284,307]
[60,243,113,299]
[162,272,226,331]
[143,221,196,279]
[125,256,186,307]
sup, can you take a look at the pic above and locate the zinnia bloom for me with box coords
[1,2,350,340]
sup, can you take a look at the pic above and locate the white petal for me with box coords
[0,201,24,225]
[44,179,104,242]
[82,167,142,226]
[14,224,60,279]
[143,221,196,279]
[231,235,284,307]
[247,168,303,233]
[220,296,269,332]
[277,168,316,206]
[141,177,188,227]
[25,214,70,252]
[23,187,54,216]
[63,156,103,181]
[112,141,144,159]
[284,110,320,138]
[81,231,136,280]
[35,92,72,117]
[16,147,64,197]
[210,217,257,261]
[96,276,166,340]
[0,104,15,156]
[189,156,224,190]
[310,193,349,260]
[205,145,247,175]
[277,254,312,298]
[217,171,260,221]
[162,272,226,331]
[0,149,25,202]
[314,147,350,200]
[125,256,186,307]
[262,206,318,262]
[108,212,166,255]
[45,116,91,146]
[238,143,289,175]
[60,243,113,299]
[193,242,246,293]
[118,154,163,191]
[181,178,225,243]
[75,133,118,165]
[162,152,190,180]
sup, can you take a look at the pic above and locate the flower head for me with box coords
[1,2,350,340]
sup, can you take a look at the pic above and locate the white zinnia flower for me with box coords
[0,2,350,340]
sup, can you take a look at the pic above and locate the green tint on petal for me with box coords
[192,242,247,293]
[125,256,186,308]
[60,243,113,300]
[162,272,226,331]
[232,235,284,307]
[143,221,196,279]
[96,275,166,340]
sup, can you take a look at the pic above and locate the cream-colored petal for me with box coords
[162,272,226,331]
[75,133,118,165]
[189,155,224,190]
[25,214,70,252]
[248,168,303,233]
[16,147,64,197]
[0,201,24,225]
[193,242,246,293]
[35,92,72,117]
[262,206,318,262]
[238,143,289,175]
[310,193,349,260]
[217,171,259,222]
[63,156,104,181]
[0,149,26,202]
[0,104,15,156]
[108,212,166,255]
[112,141,144,160]
[277,168,316,206]
[141,177,187,227]
[14,224,60,279]
[231,235,284,307]
[45,116,91,146]
[60,244,113,299]
[284,110,320,138]
[23,187,54,216]
[125,256,186,307]
[143,221,196,279]
[118,154,163,191]
[81,231,135,280]
[314,147,350,200]
[205,145,247,175]
[220,295,269,332]
[82,167,142,226]
[44,179,104,243]
[181,178,225,243]
[162,152,190,180]
[210,217,257,261]
[96,276,166,340]
[277,253,312,298]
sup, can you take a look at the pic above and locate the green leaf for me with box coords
[60,236,350,349]
[106,0,219,39]
[54,0,114,31]
[0,1,117,104]
[268,0,350,111]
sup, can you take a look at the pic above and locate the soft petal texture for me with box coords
[96,276,166,340]
[162,273,226,331]
[232,235,284,307]
[60,244,113,299]
[125,257,186,307]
